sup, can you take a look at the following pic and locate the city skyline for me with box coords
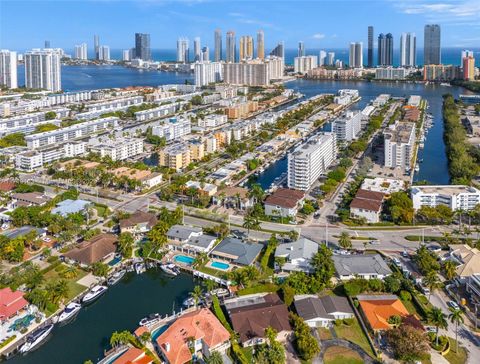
[1,0,479,51]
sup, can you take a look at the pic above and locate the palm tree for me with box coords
[193,252,208,269]
[338,232,352,250]
[242,213,260,235]
[118,232,134,258]
[204,279,216,294]
[62,265,78,279]
[443,261,457,281]
[427,307,448,346]
[190,285,203,308]
[205,351,223,364]
[449,308,464,353]
[423,272,442,300]
[139,332,151,347]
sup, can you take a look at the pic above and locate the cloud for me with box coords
[312,33,325,39]
[228,12,280,30]
[396,1,480,23]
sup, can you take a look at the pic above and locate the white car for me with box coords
[447,301,460,310]
[42,236,51,242]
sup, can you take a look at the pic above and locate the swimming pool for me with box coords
[151,324,169,341]
[174,255,195,265]
[211,261,230,270]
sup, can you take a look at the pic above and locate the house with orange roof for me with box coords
[112,347,154,364]
[0,287,29,322]
[357,294,422,332]
[155,308,230,364]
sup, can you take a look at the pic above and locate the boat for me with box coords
[183,297,204,307]
[211,288,229,298]
[19,324,54,353]
[160,263,179,276]
[415,164,420,172]
[57,302,81,323]
[82,285,107,304]
[107,269,126,286]
[139,313,161,326]
[134,262,146,274]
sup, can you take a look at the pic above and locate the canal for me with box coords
[254,79,477,187]
[9,271,194,364]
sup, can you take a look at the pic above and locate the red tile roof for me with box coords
[355,189,385,201]
[358,298,409,331]
[0,181,16,192]
[264,188,305,209]
[350,189,385,212]
[0,287,28,321]
[112,347,154,364]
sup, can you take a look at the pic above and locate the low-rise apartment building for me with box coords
[89,138,144,161]
[158,143,191,171]
[151,117,191,142]
[134,102,185,122]
[15,142,86,171]
[411,185,480,211]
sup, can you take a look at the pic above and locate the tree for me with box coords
[255,327,285,364]
[110,330,134,348]
[338,232,352,250]
[387,192,414,224]
[384,275,401,293]
[449,308,464,353]
[193,252,208,269]
[61,265,78,279]
[139,332,151,346]
[289,313,320,360]
[387,315,402,327]
[422,271,442,299]
[427,307,448,347]
[242,210,260,235]
[386,324,430,362]
[443,260,457,281]
[205,351,223,364]
[190,285,203,308]
[91,262,109,277]
[310,244,335,286]
[118,232,134,258]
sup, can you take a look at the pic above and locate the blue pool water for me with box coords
[108,257,121,266]
[151,324,170,341]
[174,255,195,265]
[211,261,230,270]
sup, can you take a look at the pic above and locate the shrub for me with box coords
[343,318,354,326]
[399,290,412,301]
[334,319,343,326]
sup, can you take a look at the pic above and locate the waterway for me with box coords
[8,271,194,364]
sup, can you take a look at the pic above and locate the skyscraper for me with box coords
[44,40,50,48]
[177,37,189,63]
[270,42,285,59]
[462,56,475,80]
[367,26,374,67]
[239,36,254,61]
[214,29,222,62]
[74,43,88,60]
[202,47,209,62]
[226,31,236,63]
[0,50,18,89]
[135,33,151,61]
[257,30,265,60]
[319,50,327,66]
[378,33,393,66]
[24,49,61,91]
[400,33,416,67]
[349,42,363,68]
[298,41,305,57]
[327,52,335,66]
[98,46,110,61]
[424,24,441,65]
[193,37,202,62]
[461,50,474,66]
[94,35,100,60]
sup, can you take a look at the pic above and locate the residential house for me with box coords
[210,237,262,266]
[332,254,392,280]
[213,187,254,211]
[0,181,16,193]
[169,233,217,255]
[166,225,203,243]
[184,181,218,197]
[0,287,29,322]
[449,244,480,282]
[294,295,354,327]
[64,233,118,266]
[119,211,158,235]
[264,188,305,218]
[155,308,231,364]
[349,189,385,223]
[11,192,51,208]
[224,293,292,347]
[112,347,154,364]
[51,199,91,217]
[274,237,319,273]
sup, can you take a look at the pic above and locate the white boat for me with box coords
[135,262,146,274]
[82,285,107,304]
[160,264,179,276]
[211,288,229,298]
[19,324,54,353]
[58,302,81,323]
[415,165,420,172]
[139,313,161,326]
[107,269,126,286]
[183,297,204,307]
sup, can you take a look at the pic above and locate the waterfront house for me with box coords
[0,287,29,322]
[10,192,51,208]
[332,254,392,280]
[274,237,319,273]
[449,244,480,282]
[264,188,305,218]
[155,308,231,364]
[64,233,118,266]
[51,199,92,217]
[209,237,262,266]
[112,347,154,364]
[294,295,354,328]
[168,233,217,255]
[119,211,158,235]
[166,225,203,244]
[224,293,292,347]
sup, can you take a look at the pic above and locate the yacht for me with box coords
[135,262,146,274]
[183,297,204,307]
[107,269,126,286]
[139,313,161,326]
[160,263,179,276]
[58,302,81,323]
[19,324,54,353]
[82,285,107,304]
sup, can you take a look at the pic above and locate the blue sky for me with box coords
[1,0,479,51]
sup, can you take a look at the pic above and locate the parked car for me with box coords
[447,301,460,310]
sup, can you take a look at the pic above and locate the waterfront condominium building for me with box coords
[461,50,474,66]
[135,33,151,61]
[239,36,254,61]
[298,41,305,57]
[294,55,318,74]
[177,37,189,63]
[383,121,416,169]
[0,50,18,89]
[424,24,441,65]
[319,50,327,66]
[202,47,209,62]
[349,42,363,68]
[270,42,285,59]
[400,33,416,67]
[122,50,131,62]
[327,52,335,66]
[194,37,202,62]
[98,46,110,61]
[194,62,223,87]
[375,67,408,80]
[423,64,460,81]
[94,35,100,60]
[24,48,61,92]
[332,111,362,142]
[378,33,393,66]
[74,43,88,60]
[226,31,236,63]
[367,26,374,67]
[223,57,284,86]
[288,132,337,191]
[411,185,480,211]
[214,29,222,62]
[257,30,265,60]
[462,56,475,81]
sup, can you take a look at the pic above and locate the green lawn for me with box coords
[318,327,333,340]
[333,319,375,358]
[240,346,253,363]
[444,338,468,364]
[237,283,279,296]
[324,346,363,364]
[43,264,89,301]
[401,298,423,318]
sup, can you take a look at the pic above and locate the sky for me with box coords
[1,0,480,52]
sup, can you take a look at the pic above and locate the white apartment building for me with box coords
[375,67,409,80]
[47,91,92,105]
[15,142,86,171]
[288,132,337,191]
[372,94,391,107]
[74,43,88,60]
[223,57,283,86]
[411,185,480,211]
[89,138,144,161]
[0,50,18,89]
[349,42,363,68]
[332,111,362,142]
[334,89,360,105]
[194,62,223,87]
[98,46,110,61]
[86,96,143,112]
[384,121,416,169]
[25,116,119,149]
[197,114,228,129]
[134,102,184,121]
[204,135,218,153]
[294,56,318,74]
[152,117,191,142]
[24,49,62,92]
